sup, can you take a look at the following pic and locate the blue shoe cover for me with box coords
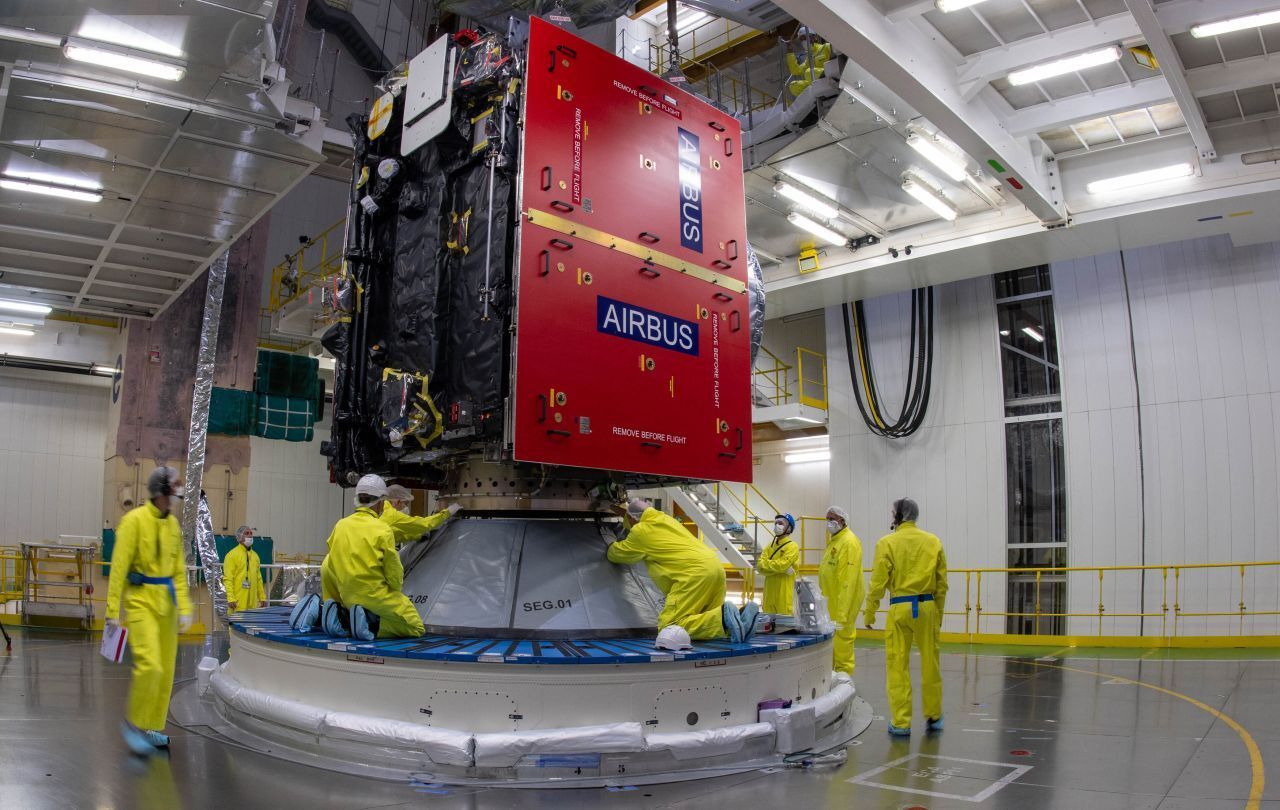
[739,602,761,641]
[926,716,944,732]
[288,593,320,632]
[121,722,156,757]
[722,602,744,643]
[144,730,170,747]
[351,605,376,642]
[321,599,350,637]
[888,724,911,737]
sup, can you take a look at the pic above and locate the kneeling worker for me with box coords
[608,498,759,642]
[317,474,426,641]
[863,497,948,737]
[224,525,265,614]
[382,484,460,545]
[757,513,800,615]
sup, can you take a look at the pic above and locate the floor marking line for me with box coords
[1035,646,1074,661]
[1029,660,1265,810]
[848,752,1032,802]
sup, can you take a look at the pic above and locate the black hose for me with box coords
[843,286,935,438]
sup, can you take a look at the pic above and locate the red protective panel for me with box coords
[512,17,751,482]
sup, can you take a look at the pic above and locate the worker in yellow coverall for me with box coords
[223,525,265,614]
[106,465,193,757]
[320,474,426,641]
[757,513,801,615]
[819,505,865,678]
[864,497,949,737]
[607,498,758,642]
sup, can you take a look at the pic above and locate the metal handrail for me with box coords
[796,347,828,410]
[753,344,792,405]
[265,217,346,314]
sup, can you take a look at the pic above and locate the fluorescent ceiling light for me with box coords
[906,130,968,182]
[0,327,35,337]
[1191,9,1280,38]
[999,329,1011,336]
[1085,162,1194,194]
[0,24,63,48]
[936,0,990,10]
[63,42,186,81]
[787,212,847,247]
[783,449,830,464]
[775,181,840,219]
[902,173,958,221]
[3,170,101,191]
[1022,326,1045,342]
[1008,46,1121,86]
[0,179,102,202]
[0,299,53,316]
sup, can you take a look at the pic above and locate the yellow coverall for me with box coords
[380,505,450,545]
[607,507,726,640]
[320,506,425,638]
[819,526,865,677]
[863,521,949,729]
[223,543,265,614]
[105,502,192,733]
[756,535,800,615]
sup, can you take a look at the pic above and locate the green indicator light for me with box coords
[987,159,1007,173]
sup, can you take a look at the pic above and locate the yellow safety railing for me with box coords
[797,348,827,410]
[0,547,24,609]
[753,345,792,405]
[643,21,778,115]
[265,217,346,314]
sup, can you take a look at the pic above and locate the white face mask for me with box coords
[243,537,254,549]
[773,522,788,536]
[827,520,841,534]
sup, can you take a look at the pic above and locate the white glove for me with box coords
[105,618,120,634]
[447,502,462,516]
[178,614,194,633]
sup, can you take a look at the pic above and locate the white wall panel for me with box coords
[1054,234,1280,635]
[0,374,109,546]
[245,416,349,558]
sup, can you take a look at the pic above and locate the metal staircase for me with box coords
[665,484,762,569]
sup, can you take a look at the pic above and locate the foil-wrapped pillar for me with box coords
[196,492,228,622]
[181,252,230,621]
[746,243,767,366]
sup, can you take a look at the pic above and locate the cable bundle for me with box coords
[841,288,935,438]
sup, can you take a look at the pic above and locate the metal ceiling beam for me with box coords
[1003,78,1171,136]
[1124,0,1215,160]
[957,15,1142,98]
[772,0,1066,223]
[1003,54,1280,138]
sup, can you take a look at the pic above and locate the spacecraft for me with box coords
[198,17,868,784]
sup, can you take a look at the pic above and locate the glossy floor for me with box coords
[1,629,1276,809]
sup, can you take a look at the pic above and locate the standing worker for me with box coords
[863,497,948,737]
[382,484,460,545]
[607,498,758,642]
[820,506,865,678]
[757,513,801,615]
[317,474,426,641]
[105,466,193,757]
[224,525,265,614]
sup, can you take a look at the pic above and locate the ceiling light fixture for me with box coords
[1022,326,1045,342]
[775,181,840,219]
[783,449,831,464]
[0,24,63,48]
[63,41,186,81]
[902,173,958,221]
[675,11,708,35]
[0,178,103,202]
[936,0,991,12]
[0,327,35,337]
[1190,9,1280,38]
[1008,46,1122,86]
[905,129,969,182]
[0,299,53,316]
[787,212,847,247]
[1085,162,1193,194]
